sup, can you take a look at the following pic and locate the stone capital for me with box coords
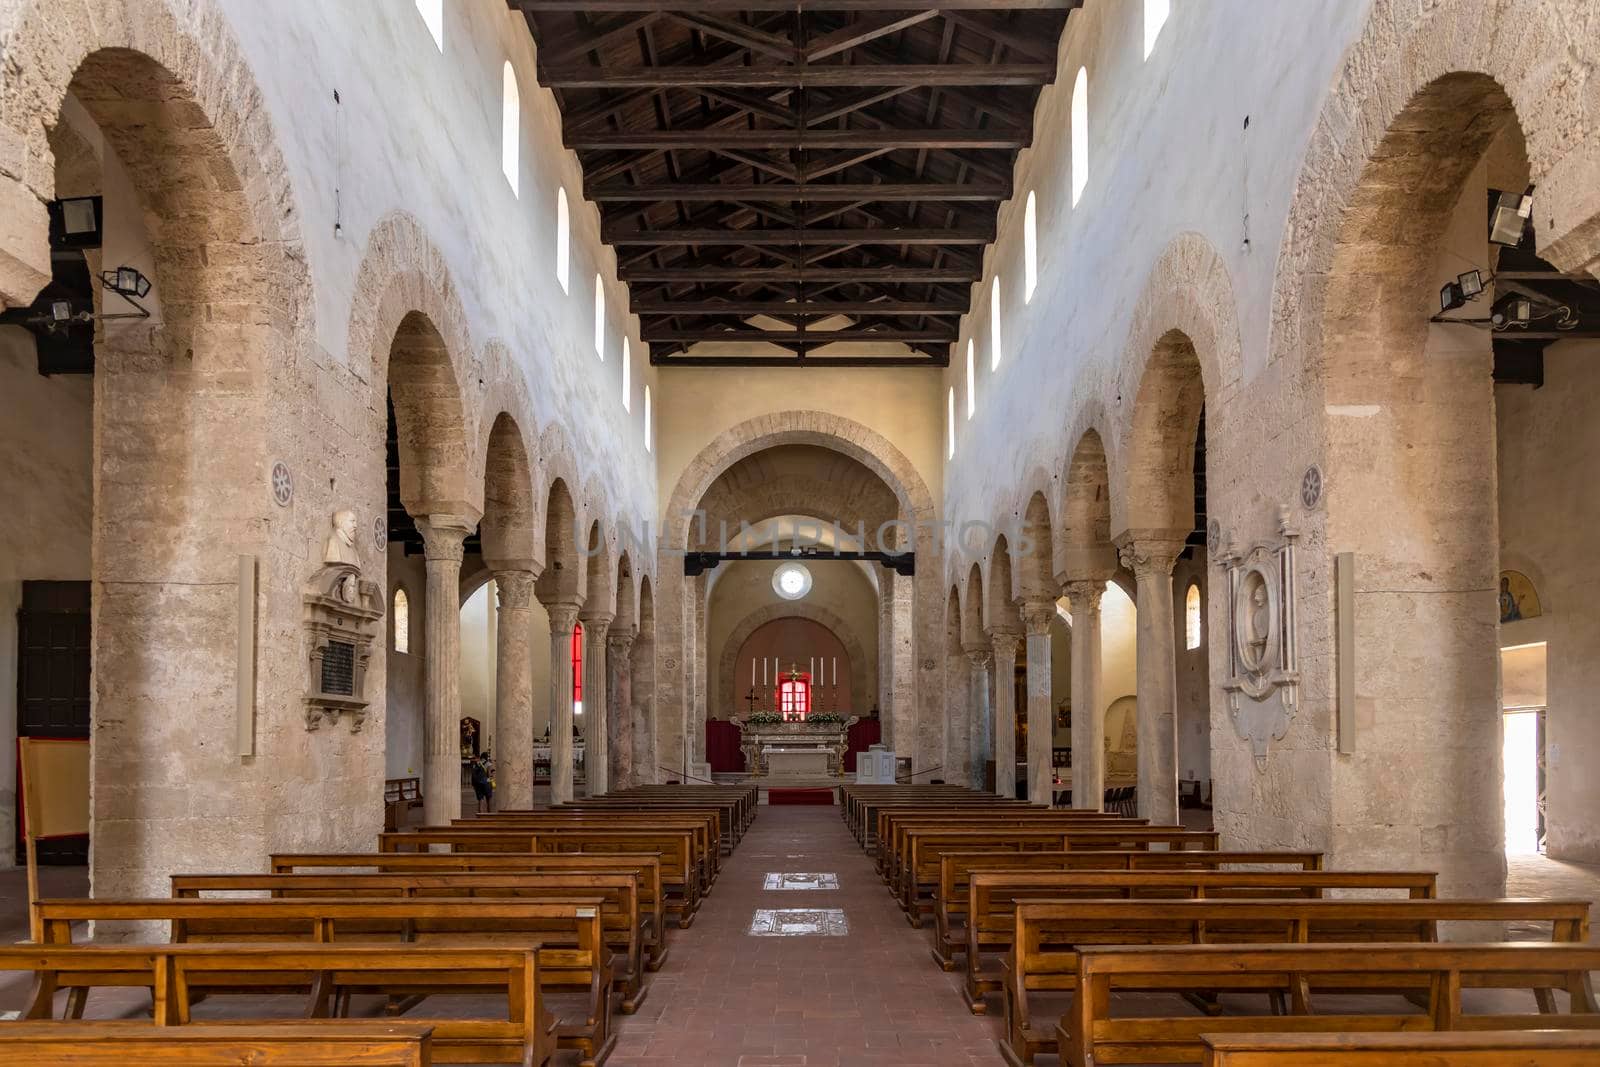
[582,616,612,644]
[988,630,1022,660]
[545,601,582,634]
[608,630,637,654]
[417,517,473,563]
[1115,534,1187,580]
[1020,600,1056,637]
[1061,579,1105,617]
[963,645,993,670]
[493,570,538,610]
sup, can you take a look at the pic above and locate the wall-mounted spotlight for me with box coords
[96,265,153,320]
[1438,270,1485,314]
[1489,188,1535,248]
[1491,294,1532,327]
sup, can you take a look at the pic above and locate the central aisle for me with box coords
[614,804,1006,1066]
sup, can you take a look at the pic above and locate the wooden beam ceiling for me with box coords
[508,1,1080,365]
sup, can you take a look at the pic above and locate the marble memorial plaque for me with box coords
[763,872,840,890]
[748,908,849,936]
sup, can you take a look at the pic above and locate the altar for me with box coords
[765,748,832,778]
[735,717,858,777]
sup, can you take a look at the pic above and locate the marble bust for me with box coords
[324,509,362,567]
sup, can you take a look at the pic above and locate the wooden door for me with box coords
[15,581,90,864]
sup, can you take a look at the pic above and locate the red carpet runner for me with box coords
[766,787,835,806]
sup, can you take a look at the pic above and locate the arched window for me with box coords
[555,188,570,294]
[946,387,956,460]
[1185,583,1202,650]
[622,338,632,411]
[965,341,976,419]
[572,620,584,717]
[1071,67,1089,206]
[392,587,410,654]
[990,278,1003,370]
[1023,191,1038,302]
[415,0,443,50]
[593,275,605,358]
[1143,0,1170,60]
[778,672,812,721]
[501,63,519,196]
[644,385,653,453]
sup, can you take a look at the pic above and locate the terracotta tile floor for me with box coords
[612,804,1009,1066]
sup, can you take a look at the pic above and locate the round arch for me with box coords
[715,604,873,721]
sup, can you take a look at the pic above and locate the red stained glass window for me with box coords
[572,621,584,711]
[779,675,810,720]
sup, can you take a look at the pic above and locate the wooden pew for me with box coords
[34,898,613,1066]
[384,778,424,832]
[0,1022,435,1066]
[1060,942,1600,1067]
[1202,1030,1600,1066]
[1000,899,1594,1066]
[378,828,701,927]
[554,797,745,851]
[932,850,1328,966]
[959,868,1439,1010]
[266,851,669,970]
[0,943,554,1066]
[610,785,758,835]
[875,809,1139,871]
[460,812,720,885]
[898,828,1222,919]
[170,870,652,1013]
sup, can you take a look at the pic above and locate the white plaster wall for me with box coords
[0,332,93,867]
[211,0,657,518]
[1497,338,1600,862]
[459,583,497,753]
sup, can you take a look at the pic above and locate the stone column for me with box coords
[581,613,613,796]
[964,645,993,792]
[1119,539,1185,825]
[691,576,708,764]
[944,646,971,787]
[1022,602,1055,806]
[989,631,1021,799]
[877,572,895,748]
[418,519,470,826]
[493,570,539,811]
[631,630,655,785]
[608,630,636,788]
[889,569,916,760]
[1064,580,1106,810]
[544,601,581,804]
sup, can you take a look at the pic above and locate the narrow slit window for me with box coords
[622,338,632,412]
[415,0,443,50]
[644,386,653,453]
[1144,0,1170,60]
[947,387,956,460]
[501,63,519,196]
[556,188,570,294]
[1185,583,1202,650]
[965,341,976,419]
[593,276,605,358]
[1024,191,1039,302]
[573,621,584,716]
[990,278,1003,371]
[1071,68,1089,206]
[392,588,410,654]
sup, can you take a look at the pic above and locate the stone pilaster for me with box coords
[945,644,972,787]
[1021,602,1055,806]
[418,519,470,826]
[581,613,613,796]
[544,601,582,804]
[1063,580,1106,810]
[989,631,1021,799]
[1118,538,1186,824]
[608,631,636,788]
[889,569,916,760]
[964,645,993,792]
[877,572,895,749]
[493,570,538,810]
[691,575,708,762]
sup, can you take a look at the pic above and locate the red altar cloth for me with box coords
[705,718,745,773]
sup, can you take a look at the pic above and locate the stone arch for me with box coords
[614,552,638,634]
[537,478,583,605]
[962,563,986,648]
[386,311,476,522]
[985,535,1018,635]
[715,604,872,720]
[479,411,538,570]
[1016,490,1056,604]
[1119,328,1206,538]
[582,518,616,619]
[662,411,937,549]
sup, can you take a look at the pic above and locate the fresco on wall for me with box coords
[1104,695,1138,778]
[1499,570,1541,623]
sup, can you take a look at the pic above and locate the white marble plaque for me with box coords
[748,908,849,936]
[763,872,840,890]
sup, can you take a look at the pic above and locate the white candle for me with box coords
[832,656,837,687]
[762,658,767,685]
[751,657,756,686]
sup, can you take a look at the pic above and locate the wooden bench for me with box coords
[554,797,746,851]
[384,778,424,832]
[170,870,651,1013]
[34,898,612,1066]
[932,850,1328,967]
[1000,899,1594,1066]
[0,1021,435,1066]
[0,943,554,1066]
[266,851,669,970]
[898,828,1222,919]
[461,812,720,885]
[1060,942,1600,1067]
[378,828,701,927]
[958,868,1439,1009]
[876,810,1139,872]
[1201,1030,1600,1066]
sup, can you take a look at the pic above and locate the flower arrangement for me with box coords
[805,712,846,726]
[744,711,784,725]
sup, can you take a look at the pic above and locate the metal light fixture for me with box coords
[1489,189,1534,247]
[1458,270,1483,298]
[1491,294,1532,327]
[1438,271,1485,314]
[103,266,152,300]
